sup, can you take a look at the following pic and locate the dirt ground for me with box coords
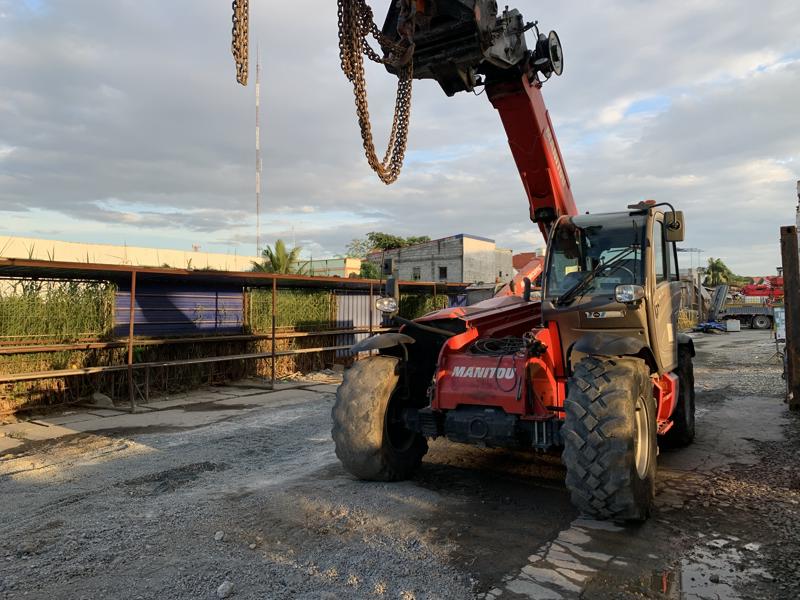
[0,329,797,600]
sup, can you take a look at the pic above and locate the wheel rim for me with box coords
[633,395,651,479]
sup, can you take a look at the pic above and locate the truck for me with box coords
[710,284,777,330]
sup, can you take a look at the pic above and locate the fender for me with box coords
[350,333,415,354]
[573,332,658,373]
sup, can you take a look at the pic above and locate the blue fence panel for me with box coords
[114,282,244,337]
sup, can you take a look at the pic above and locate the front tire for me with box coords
[332,356,428,481]
[562,356,657,522]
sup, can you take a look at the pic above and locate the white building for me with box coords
[367,234,513,284]
[0,236,258,271]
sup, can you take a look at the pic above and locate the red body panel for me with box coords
[654,371,679,431]
[495,258,544,297]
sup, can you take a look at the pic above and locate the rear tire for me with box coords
[662,347,695,448]
[562,356,657,522]
[332,356,428,481]
[752,315,771,330]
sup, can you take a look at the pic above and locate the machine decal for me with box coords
[585,310,626,319]
[451,366,516,379]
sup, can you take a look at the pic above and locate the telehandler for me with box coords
[326,0,695,521]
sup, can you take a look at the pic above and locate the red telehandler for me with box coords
[325,0,696,522]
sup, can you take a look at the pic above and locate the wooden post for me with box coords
[780,225,800,409]
[145,365,150,403]
[271,277,277,389]
[127,270,137,413]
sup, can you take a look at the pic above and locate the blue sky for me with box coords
[1,0,799,275]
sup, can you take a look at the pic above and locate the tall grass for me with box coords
[0,280,115,343]
[247,289,335,332]
[399,293,449,319]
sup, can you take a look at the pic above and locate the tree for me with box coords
[346,238,372,259]
[703,257,737,286]
[346,232,431,257]
[359,261,380,279]
[251,239,307,274]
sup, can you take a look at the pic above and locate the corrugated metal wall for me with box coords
[115,283,244,337]
[334,292,384,356]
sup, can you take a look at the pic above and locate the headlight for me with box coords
[615,284,645,303]
[375,296,398,314]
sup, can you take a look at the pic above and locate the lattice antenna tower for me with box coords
[255,44,262,256]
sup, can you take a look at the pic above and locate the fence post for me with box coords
[127,270,137,413]
[780,225,799,409]
[271,276,277,389]
[369,283,374,336]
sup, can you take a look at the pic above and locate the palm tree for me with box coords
[704,257,734,286]
[251,239,307,274]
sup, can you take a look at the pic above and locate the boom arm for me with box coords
[487,75,577,241]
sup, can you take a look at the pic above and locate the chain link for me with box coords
[338,0,415,185]
[232,0,249,86]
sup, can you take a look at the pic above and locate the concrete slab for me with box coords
[85,409,128,417]
[300,384,339,394]
[0,437,23,453]
[69,407,251,433]
[38,412,95,426]
[1,421,78,442]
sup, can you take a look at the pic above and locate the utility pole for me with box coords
[781,180,800,409]
[255,44,262,257]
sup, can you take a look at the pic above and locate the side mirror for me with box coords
[665,211,685,242]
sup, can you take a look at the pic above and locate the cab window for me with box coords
[653,221,666,283]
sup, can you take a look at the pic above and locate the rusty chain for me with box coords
[232,0,249,86]
[232,0,413,183]
[338,0,415,185]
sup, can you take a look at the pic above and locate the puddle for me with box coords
[481,518,623,599]
[651,540,770,599]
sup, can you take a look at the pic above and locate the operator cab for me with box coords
[545,212,647,303]
[542,205,684,376]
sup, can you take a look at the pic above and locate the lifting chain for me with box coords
[232,0,249,86]
[337,0,415,185]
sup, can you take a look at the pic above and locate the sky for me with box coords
[1,0,799,275]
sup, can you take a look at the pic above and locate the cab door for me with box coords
[649,216,680,372]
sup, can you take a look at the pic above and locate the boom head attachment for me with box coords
[381,0,563,95]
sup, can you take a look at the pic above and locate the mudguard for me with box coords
[350,333,415,354]
[573,332,648,357]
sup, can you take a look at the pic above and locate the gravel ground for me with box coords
[0,329,797,599]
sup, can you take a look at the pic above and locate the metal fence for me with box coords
[0,258,466,415]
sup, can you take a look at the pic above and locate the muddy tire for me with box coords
[662,347,695,448]
[562,356,657,522]
[332,356,427,481]
[751,315,771,330]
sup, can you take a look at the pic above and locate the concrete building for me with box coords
[306,257,362,278]
[0,236,258,271]
[367,234,513,284]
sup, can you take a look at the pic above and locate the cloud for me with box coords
[0,0,798,275]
